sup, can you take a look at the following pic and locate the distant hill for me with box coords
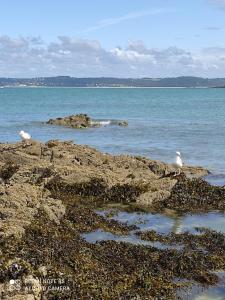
[1,76,225,87]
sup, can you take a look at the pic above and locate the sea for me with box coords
[1,87,225,184]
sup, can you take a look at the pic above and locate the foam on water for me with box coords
[90,120,111,126]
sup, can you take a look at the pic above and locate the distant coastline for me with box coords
[0,76,225,88]
[0,85,222,88]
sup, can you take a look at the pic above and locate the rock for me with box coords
[0,139,224,299]
[24,275,42,299]
[147,159,209,178]
[153,174,225,212]
[183,165,209,178]
[0,162,20,182]
[46,114,92,129]
[118,121,128,126]
[45,140,60,148]
[3,295,35,300]
[0,139,211,229]
[37,266,47,277]
[22,141,42,157]
[136,178,177,206]
[46,114,128,129]
[41,198,65,225]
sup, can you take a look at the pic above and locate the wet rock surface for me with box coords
[136,228,225,283]
[153,174,225,212]
[46,113,128,129]
[0,139,224,299]
[47,113,92,129]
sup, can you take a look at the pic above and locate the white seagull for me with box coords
[19,130,31,141]
[174,151,183,176]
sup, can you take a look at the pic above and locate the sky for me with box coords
[1,0,225,77]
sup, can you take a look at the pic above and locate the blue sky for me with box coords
[1,0,225,77]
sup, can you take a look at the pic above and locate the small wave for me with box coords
[99,120,111,126]
[91,120,111,127]
[91,119,127,127]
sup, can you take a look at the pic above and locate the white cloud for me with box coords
[0,36,225,77]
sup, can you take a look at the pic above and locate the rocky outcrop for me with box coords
[46,114,128,129]
[47,113,92,129]
[0,140,211,237]
[117,121,128,126]
[1,140,223,299]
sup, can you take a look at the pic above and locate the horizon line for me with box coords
[1,75,225,79]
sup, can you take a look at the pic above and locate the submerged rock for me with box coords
[118,121,128,126]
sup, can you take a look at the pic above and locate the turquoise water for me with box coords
[1,87,225,179]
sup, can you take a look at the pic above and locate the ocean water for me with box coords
[1,87,225,182]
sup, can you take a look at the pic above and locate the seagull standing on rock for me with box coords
[19,130,31,141]
[174,151,183,176]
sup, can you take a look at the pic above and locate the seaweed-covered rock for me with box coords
[0,140,212,219]
[153,174,225,212]
[47,113,91,129]
[0,162,19,183]
[46,114,129,129]
[0,139,224,299]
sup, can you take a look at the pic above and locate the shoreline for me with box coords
[0,85,212,89]
[1,139,225,299]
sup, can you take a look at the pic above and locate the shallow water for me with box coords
[205,174,225,187]
[82,229,151,245]
[1,87,225,183]
[83,210,225,250]
[82,229,182,250]
[97,210,225,235]
[178,272,225,300]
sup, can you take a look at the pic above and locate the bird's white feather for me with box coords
[175,155,183,168]
[19,130,31,140]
